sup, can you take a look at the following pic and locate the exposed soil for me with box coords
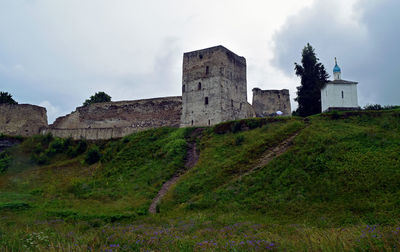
[237,129,304,181]
[148,128,203,214]
[148,126,304,214]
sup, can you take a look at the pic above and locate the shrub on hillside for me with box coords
[363,104,400,111]
[163,139,187,159]
[41,133,53,146]
[67,139,87,158]
[31,152,49,165]
[0,151,11,173]
[364,104,383,110]
[231,121,242,133]
[234,135,245,146]
[85,146,101,164]
[47,138,66,156]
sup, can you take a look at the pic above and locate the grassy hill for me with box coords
[0,110,399,251]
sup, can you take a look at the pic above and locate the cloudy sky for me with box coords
[0,0,398,122]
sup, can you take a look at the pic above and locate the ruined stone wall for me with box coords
[0,104,48,137]
[42,127,140,140]
[181,45,252,127]
[47,97,182,140]
[252,88,291,117]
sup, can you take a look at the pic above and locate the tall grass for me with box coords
[0,111,400,250]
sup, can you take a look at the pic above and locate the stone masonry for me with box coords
[0,45,291,140]
[181,45,255,127]
[0,104,48,137]
[252,88,291,117]
[45,97,182,140]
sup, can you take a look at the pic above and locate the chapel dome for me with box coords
[333,57,341,73]
[333,64,341,73]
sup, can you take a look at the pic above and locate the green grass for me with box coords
[0,110,400,250]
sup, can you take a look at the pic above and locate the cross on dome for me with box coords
[333,57,341,73]
[333,57,341,80]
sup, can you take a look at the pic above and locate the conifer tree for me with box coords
[294,43,329,116]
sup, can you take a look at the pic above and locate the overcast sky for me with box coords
[0,0,398,122]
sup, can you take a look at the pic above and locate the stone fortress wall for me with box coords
[0,104,48,137]
[45,97,182,140]
[0,45,291,140]
[252,88,291,117]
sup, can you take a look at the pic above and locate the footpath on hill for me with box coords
[239,128,305,180]
[149,124,307,214]
[149,128,204,214]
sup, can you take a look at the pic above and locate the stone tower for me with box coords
[181,46,254,127]
[252,88,291,117]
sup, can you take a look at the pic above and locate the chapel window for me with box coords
[205,97,209,105]
[342,91,344,99]
[198,82,202,90]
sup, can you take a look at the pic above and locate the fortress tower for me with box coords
[181,46,254,127]
[252,88,291,117]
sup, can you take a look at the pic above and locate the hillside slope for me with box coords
[160,110,400,225]
[0,110,399,250]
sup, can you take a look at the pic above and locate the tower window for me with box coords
[182,85,185,93]
[231,99,233,107]
[198,82,202,90]
[240,103,242,110]
[191,120,194,126]
[341,91,344,99]
[205,97,209,105]
[208,119,210,126]
[206,66,209,75]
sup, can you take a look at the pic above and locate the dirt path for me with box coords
[148,129,202,214]
[148,126,305,214]
[237,129,304,181]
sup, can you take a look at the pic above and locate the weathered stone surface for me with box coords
[252,88,291,117]
[0,104,48,137]
[0,46,295,141]
[181,45,254,127]
[0,138,21,152]
[47,97,182,140]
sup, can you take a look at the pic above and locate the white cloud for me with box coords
[4,0,397,121]
[272,0,400,107]
[38,100,65,124]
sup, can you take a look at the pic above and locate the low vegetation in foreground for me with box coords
[0,110,400,251]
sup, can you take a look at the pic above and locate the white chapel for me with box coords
[321,58,359,112]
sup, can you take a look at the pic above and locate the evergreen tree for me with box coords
[83,91,111,106]
[294,43,329,117]
[0,92,18,105]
